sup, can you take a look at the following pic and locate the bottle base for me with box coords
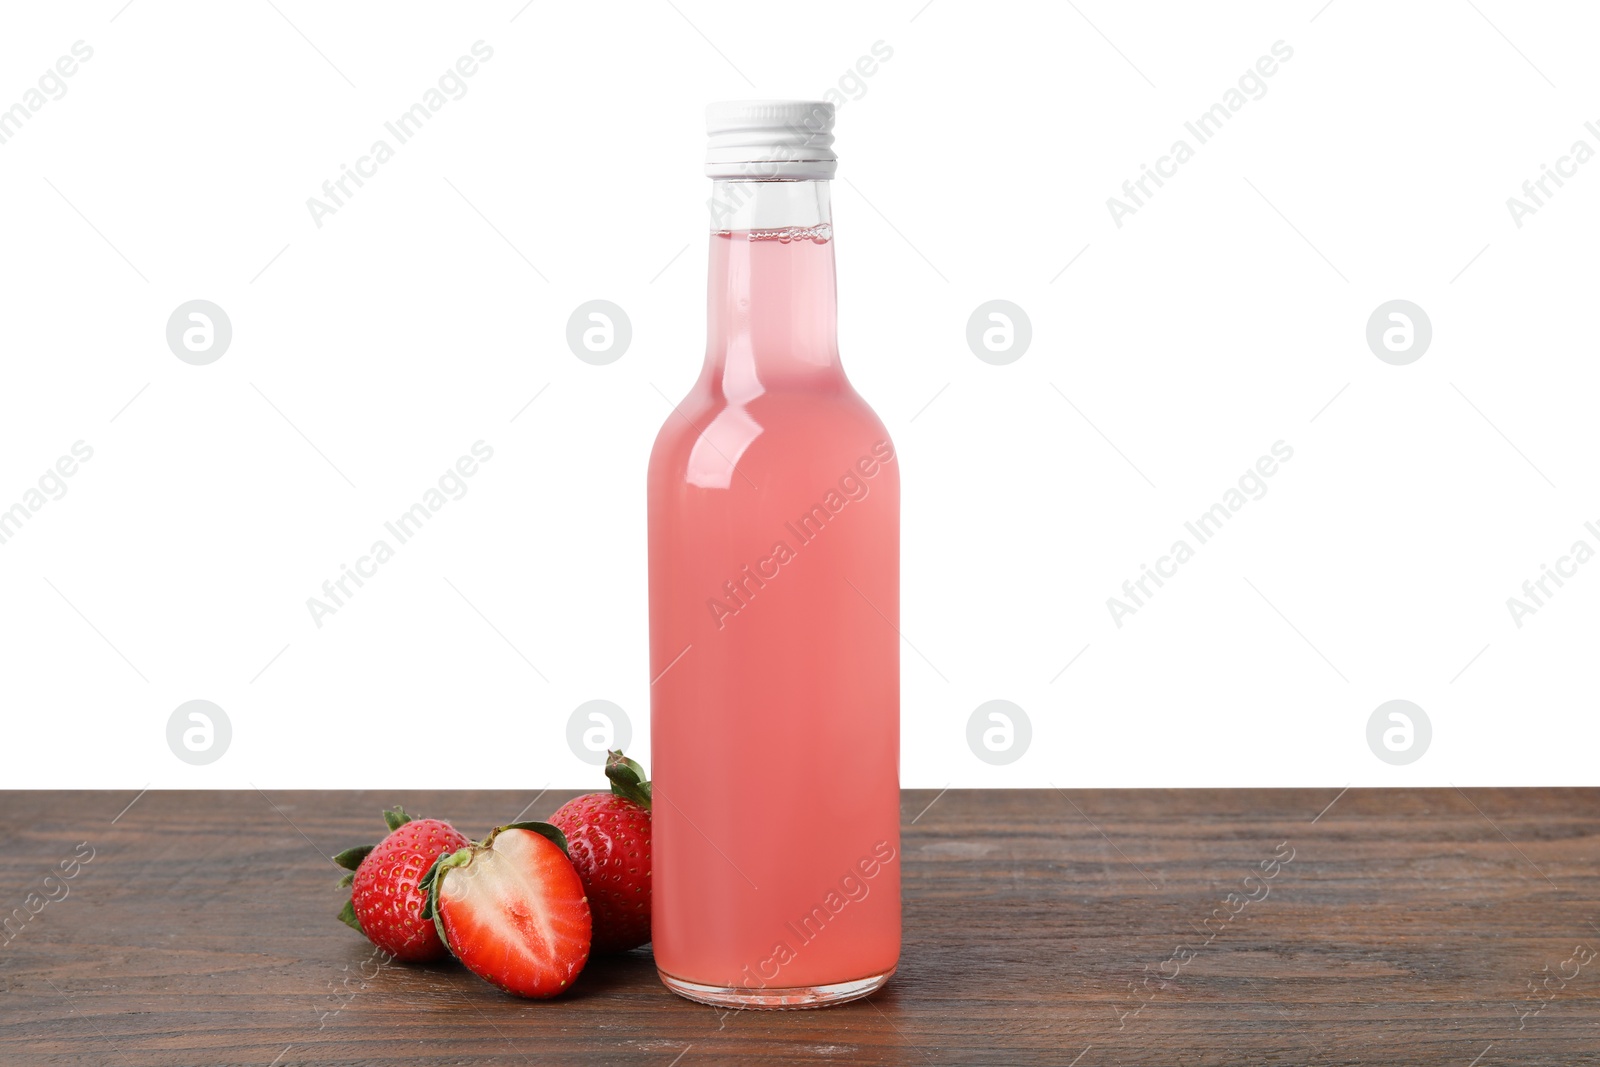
[657,966,895,1010]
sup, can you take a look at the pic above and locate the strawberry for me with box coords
[421,822,592,998]
[549,750,652,954]
[333,806,471,962]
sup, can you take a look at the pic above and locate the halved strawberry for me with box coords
[549,750,652,953]
[421,822,591,998]
[334,806,470,962]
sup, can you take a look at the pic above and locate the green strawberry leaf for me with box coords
[332,844,374,871]
[382,806,412,832]
[336,871,354,888]
[418,855,444,920]
[420,848,474,952]
[605,750,652,810]
[337,898,365,934]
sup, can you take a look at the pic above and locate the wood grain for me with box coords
[0,789,1596,1066]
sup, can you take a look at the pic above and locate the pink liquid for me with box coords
[648,227,901,994]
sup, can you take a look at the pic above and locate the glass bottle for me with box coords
[648,101,901,1008]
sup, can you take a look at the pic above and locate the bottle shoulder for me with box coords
[651,382,891,444]
[648,384,896,491]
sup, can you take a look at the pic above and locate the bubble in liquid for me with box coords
[745,224,832,244]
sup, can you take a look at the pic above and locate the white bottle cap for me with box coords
[705,100,837,180]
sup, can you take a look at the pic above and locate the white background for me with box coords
[1,0,1595,789]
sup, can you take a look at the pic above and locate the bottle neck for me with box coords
[703,180,841,401]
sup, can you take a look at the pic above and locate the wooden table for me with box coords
[1,789,1596,1065]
